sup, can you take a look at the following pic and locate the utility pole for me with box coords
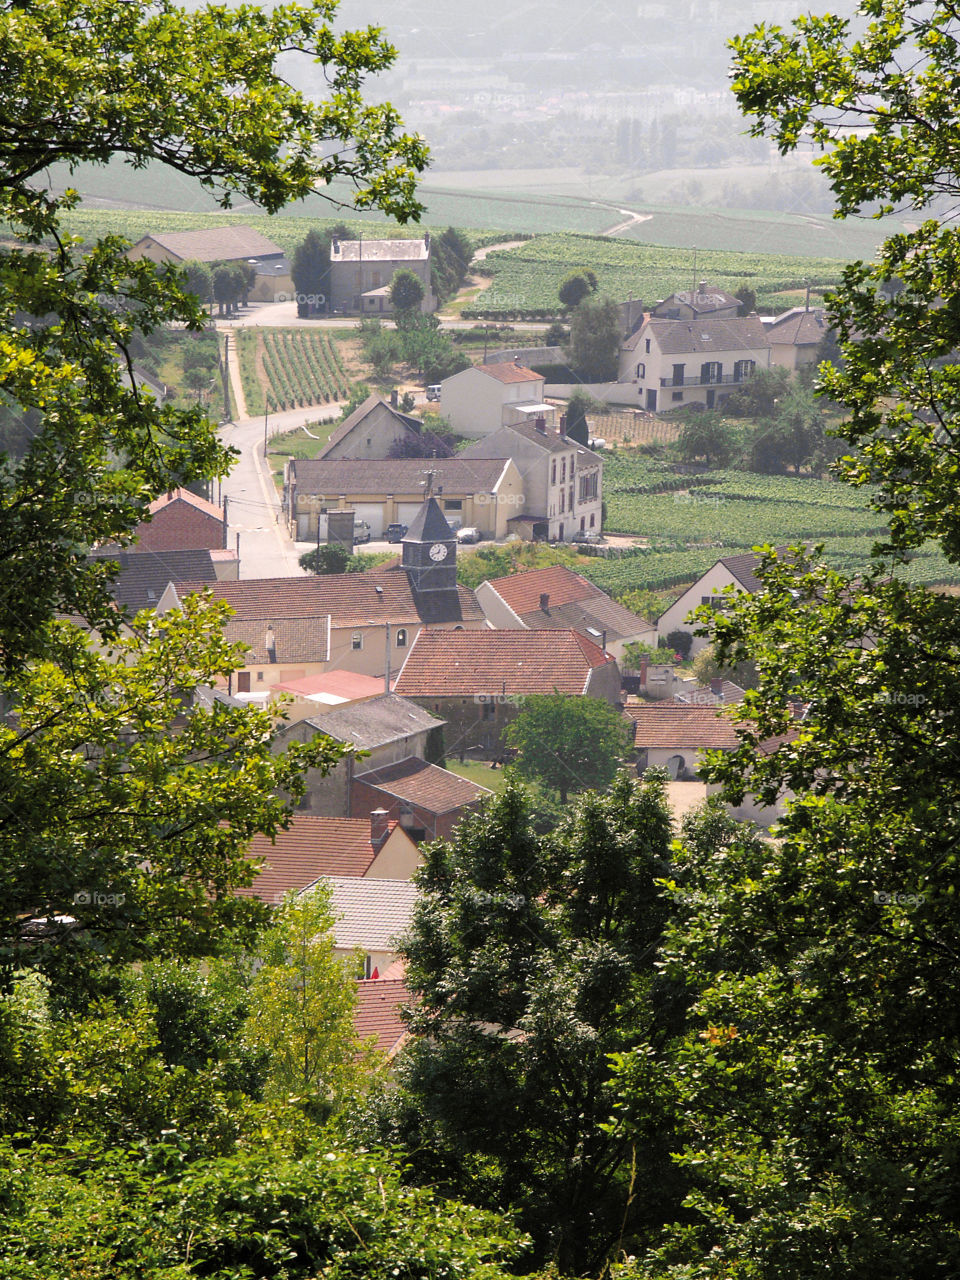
[384,622,391,694]
[264,401,269,456]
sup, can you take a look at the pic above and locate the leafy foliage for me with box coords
[504,693,633,803]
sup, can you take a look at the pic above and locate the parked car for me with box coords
[571,530,603,544]
[385,523,408,543]
[425,384,442,402]
[353,521,372,544]
[456,526,482,544]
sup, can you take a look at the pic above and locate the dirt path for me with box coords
[598,207,654,236]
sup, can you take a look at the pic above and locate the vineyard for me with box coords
[238,329,351,413]
[465,233,847,319]
[571,455,960,600]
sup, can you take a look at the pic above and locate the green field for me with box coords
[571,455,960,598]
[468,233,847,317]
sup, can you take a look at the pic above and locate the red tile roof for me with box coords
[238,816,388,902]
[354,757,491,814]
[393,628,614,698]
[354,978,411,1056]
[625,702,740,750]
[272,670,384,701]
[147,487,225,523]
[476,361,544,384]
[486,564,597,615]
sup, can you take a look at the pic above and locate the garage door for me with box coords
[352,503,384,538]
[396,502,423,526]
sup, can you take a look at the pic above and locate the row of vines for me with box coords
[261,330,350,411]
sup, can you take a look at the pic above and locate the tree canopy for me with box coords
[503,692,632,803]
[564,296,621,383]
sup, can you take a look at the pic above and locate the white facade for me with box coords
[656,561,750,656]
[618,318,771,414]
[440,364,546,437]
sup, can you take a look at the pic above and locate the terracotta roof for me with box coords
[316,394,422,459]
[289,457,511,497]
[227,616,328,666]
[91,548,219,613]
[354,756,491,813]
[394,628,615,698]
[305,694,443,751]
[146,487,225,523]
[355,977,411,1056]
[136,225,284,263]
[482,565,654,645]
[272,670,384,703]
[322,876,418,951]
[238,816,387,902]
[765,308,829,346]
[475,361,544,385]
[332,238,429,262]
[625,703,740,750]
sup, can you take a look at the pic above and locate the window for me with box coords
[256,671,263,682]
[560,458,566,483]
[362,954,374,979]
[551,459,557,485]
[396,628,407,647]
[672,363,685,386]
[482,700,496,721]
[589,512,595,527]
[569,454,575,476]
[578,472,598,501]
[734,359,756,382]
[237,671,251,693]
[636,362,645,379]
[700,361,722,384]
[352,631,363,650]
[580,516,586,531]
[645,338,651,353]
[559,490,565,513]
[444,499,462,512]
[569,485,574,510]
[672,391,684,402]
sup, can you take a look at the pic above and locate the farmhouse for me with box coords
[439,361,547,438]
[126,225,290,302]
[327,235,435,315]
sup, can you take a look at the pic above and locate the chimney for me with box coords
[559,413,567,437]
[264,625,277,663]
[539,592,550,613]
[535,415,546,432]
[698,279,707,295]
[390,387,399,408]
[370,809,391,850]
[424,231,430,250]
[710,678,723,697]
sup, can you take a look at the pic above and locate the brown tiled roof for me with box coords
[475,361,544,384]
[170,570,481,628]
[487,564,597,614]
[355,978,411,1056]
[316,394,422,459]
[354,756,491,814]
[625,703,740,750]
[147,487,225,523]
[222,616,329,665]
[394,628,614,698]
[238,816,386,902]
[272,670,384,701]
[484,566,654,645]
[289,457,510,496]
[91,548,219,613]
[136,225,284,263]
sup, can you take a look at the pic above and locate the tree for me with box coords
[0,596,344,1005]
[503,692,632,803]
[722,364,791,419]
[748,382,826,474]
[299,542,351,574]
[734,285,757,316]
[431,226,474,304]
[0,0,426,676]
[179,259,213,311]
[611,5,960,1275]
[564,387,595,446]
[391,776,687,1274]
[677,410,737,467]
[564,296,621,382]
[292,229,331,316]
[558,270,597,309]
[690,640,758,690]
[244,888,374,1108]
[389,268,425,316]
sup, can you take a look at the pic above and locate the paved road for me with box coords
[219,403,342,579]
[215,298,551,332]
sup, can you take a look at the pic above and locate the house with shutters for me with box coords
[460,419,603,542]
[326,235,435,316]
[439,361,547,438]
[618,314,771,413]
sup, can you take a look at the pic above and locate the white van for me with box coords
[425,384,442,402]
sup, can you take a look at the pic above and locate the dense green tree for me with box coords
[564,295,621,382]
[292,229,331,316]
[734,285,757,316]
[722,364,791,420]
[564,387,595,446]
[179,258,213,310]
[558,270,597,309]
[431,225,474,303]
[677,410,737,467]
[300,542,352,575]
[389,267,426,316]
[0,0,426,675]
[613,4,960,1275]
[503,692,632,804]
[391,776,687,1274]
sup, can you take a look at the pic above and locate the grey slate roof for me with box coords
[625,315,769,356]
[304,693,443,751]
[289,457,511,496]
[320,876,418,951]
[765,308,829,345]
[135,225,284,263]
[316,394,422,459]
[91,548,218,613]
[403,496,454,544]
[460,421,602,460]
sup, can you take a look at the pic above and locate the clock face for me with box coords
[429,542,449,562]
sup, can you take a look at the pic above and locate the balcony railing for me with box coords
[659,371,751,388]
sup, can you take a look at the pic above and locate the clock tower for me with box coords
[401,496,458,594]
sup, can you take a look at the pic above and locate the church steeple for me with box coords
[401,496,457,593]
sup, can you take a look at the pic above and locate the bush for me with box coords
[666,628,693,659]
